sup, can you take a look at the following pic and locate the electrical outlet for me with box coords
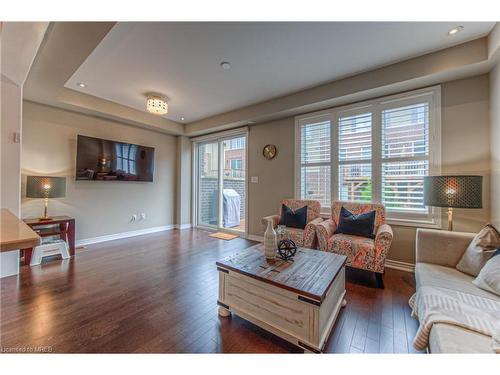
[131,214,137,222]
[251,176,259,183]
[140,213,146,220]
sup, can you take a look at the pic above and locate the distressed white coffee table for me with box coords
[216,244,347,353]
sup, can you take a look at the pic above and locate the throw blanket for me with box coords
[409,286,500,352]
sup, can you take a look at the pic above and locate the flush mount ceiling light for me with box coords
[448,26,464,36]
[220,61,231,70]
[180,117,185,121]
[77,82,86,88]
[146,95,168,115]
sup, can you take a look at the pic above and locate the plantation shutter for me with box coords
[381,103,429,213]
[338,112,372,202]
[299,118,331,207]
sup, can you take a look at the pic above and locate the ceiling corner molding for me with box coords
[23,22,184,136]
[185,37,490,136]
[1,22,49,86]
[488,22,500,61]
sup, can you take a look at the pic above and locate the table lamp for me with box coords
[424,175,482,231]
[26,176,66,221]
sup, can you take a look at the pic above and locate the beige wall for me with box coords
[491,62,500,228]
[247,74,491,264]
[21,101,177,241]
[248,117,295,237]
[175,136,192,226]
[441,75,491,231]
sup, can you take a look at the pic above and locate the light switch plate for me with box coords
[250,176,259,183]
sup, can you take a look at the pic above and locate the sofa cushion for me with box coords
[429,323,493,353]
[416,263,500,353]
[456,224,500,277]
[415,263,500,301]
[473,249,500,296]
[329,233,375,270]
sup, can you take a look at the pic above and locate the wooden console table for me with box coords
[23,216,75,265]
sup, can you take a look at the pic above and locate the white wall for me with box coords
[1,76,22,215]
[21,101,177,241]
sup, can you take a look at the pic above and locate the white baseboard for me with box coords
[174,223,192,230]
[76,225,175,247]
[385,259,415,273]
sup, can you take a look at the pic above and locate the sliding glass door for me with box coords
[195,133,247,234]
[197,141,219,227]
[221,136,246,232]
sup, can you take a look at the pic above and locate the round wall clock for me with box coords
[263,144,277,160]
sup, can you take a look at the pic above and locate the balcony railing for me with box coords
[202,169,245,179]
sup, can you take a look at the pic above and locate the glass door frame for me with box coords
[192,127,249,236]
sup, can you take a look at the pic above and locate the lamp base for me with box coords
[39,198,51,221]
[447,207,453,231]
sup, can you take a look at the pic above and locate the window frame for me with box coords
[295,86,442,228]
[295,113,333,211]
[230,159,243,170]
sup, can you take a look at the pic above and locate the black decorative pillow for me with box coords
[279,204,308,229]
[335,206,376,239]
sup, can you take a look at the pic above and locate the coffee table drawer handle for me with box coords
[298,295,321,306]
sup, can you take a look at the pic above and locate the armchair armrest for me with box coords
[316,219,336,251]
[373,224,394,273]
[303,217,324,248]
[416,228,475,268]
[261,215,280,230]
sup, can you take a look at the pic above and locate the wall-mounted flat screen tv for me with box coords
[76,135,155,182]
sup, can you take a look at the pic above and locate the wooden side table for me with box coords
[23,216,75,266]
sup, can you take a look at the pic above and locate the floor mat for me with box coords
[209,232,239,240]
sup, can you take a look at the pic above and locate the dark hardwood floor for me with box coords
[0,229,423,353]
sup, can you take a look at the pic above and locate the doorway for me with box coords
[194,132,247,235]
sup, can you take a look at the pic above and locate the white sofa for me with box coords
[415,228,500,353]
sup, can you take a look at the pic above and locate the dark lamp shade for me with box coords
[26,176,66,199]
[424,175,482,209]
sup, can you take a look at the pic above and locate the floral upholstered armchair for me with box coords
[261,199,323,248]
[315,201,393,288]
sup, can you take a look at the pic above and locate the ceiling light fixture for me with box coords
[181,117,185,121]
[220,61,231,70]
[146,95,168,115]
[448,26,464,36]
[77,82,87,88]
